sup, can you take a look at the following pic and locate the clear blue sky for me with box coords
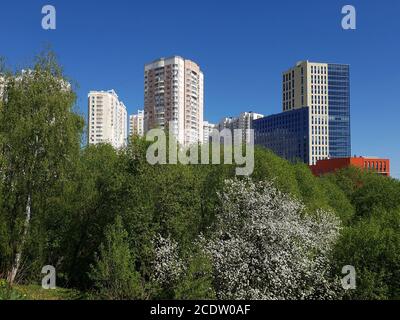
[1,0,399,178]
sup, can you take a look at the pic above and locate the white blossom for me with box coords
[152,235,185,287]
[202,178,342,300]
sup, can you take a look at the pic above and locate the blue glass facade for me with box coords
[328,64,351,158]
[253,107,309,164]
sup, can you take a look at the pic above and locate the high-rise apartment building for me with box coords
[88,90,128,149]
[218,112,263,144]
[144,56,204,147]
[217,117,235,132]
[282,61,350,163]
[238,112,264,143]
[129,110,144,137]
[203,121,216,144]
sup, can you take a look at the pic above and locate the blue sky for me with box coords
[1,0,399,178]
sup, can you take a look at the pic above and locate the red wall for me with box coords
[310,157,390,177]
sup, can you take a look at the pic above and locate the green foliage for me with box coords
[319,177,355,224]
[58,144,130,287]
[252,147,354,221]
[252,147,300,197]
[335,208,400,300]
[324,166,370,199]
[0,279,25,300]
[89,216,144,300]
[0,51,84,282]
[174,252,216,300]
[328,168,400,300]
[351,176,400,219]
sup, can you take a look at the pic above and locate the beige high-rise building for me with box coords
[144,56,204,146]
[129,110,144,137]
[283,61,329,164]
[88,90,128,149]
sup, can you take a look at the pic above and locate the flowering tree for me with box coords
[152,235,186,288]
[202,178,342,300]
[151,235,216,299]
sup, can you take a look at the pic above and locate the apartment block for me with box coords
[129,110,144,137]
[238,112,264,143]
[217,117,235,132]
[218,112,263,144]
[203,121,216,144]
[144,56,204,147]
[88,90,128,149]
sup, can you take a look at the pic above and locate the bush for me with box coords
[89,216,144,300]
[0,280,25,300]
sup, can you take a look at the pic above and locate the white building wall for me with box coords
[88,90,127,149]
[218,112,263,144]
[203,121,216,144]
[129,110,144,137]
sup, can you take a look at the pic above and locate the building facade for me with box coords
[253,107,310,164]
[217,117,235,132]
[238,112,264,143]
[129,110,144,137]
[327,64,351,158]
[282,61,350,163]
[310,157,390,177]
[88,90,128,149]
[144,56,204,147]
[218,112,263,144]
[203,121,216,144]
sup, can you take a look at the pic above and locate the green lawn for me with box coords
[1,282,85,300]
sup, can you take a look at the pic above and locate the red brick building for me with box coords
[310,157,390,177]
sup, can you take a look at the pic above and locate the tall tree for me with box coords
[0,52,83,284]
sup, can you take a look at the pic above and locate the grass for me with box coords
[0,281,85,300]
[15,285,85,300]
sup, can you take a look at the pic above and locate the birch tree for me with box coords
[0,52,83,284]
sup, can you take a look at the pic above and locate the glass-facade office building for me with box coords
[253,61,351,165]
[253,107,310,164]
[328,64,351,158]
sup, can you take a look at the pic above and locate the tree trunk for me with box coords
[8,194,32,285]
